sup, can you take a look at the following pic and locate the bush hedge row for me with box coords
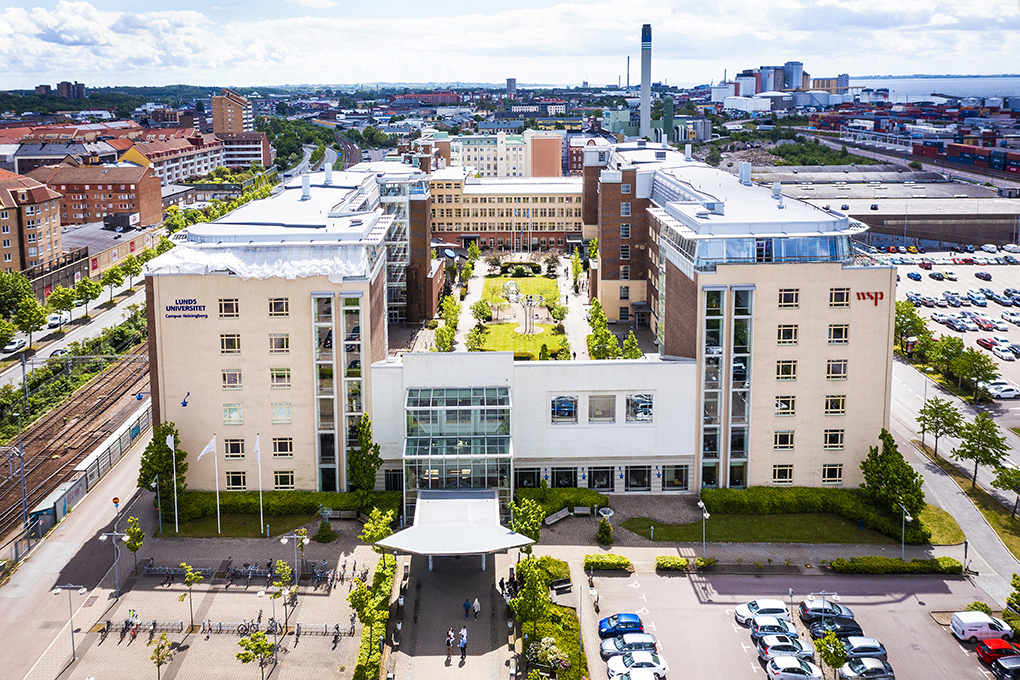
[352,556,397,680]
[654,556,689,571]
[701,487,932,544]
[584,554,632,571]
[828,555,962,574]
[170,490,401,523]
[516,487,609,518]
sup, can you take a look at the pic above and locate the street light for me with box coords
[151,475,162,537]
[806,591,840,622]
[697,500,710,560]
[900,503,913,562]
[258,587,281,664]
[53,584,87,661]
[99,527,128,599]
[280,533,309,586]
[11,413,27,528]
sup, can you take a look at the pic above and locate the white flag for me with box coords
[197,435,216,462]
[166,434,175,451]
[254,435,261,463]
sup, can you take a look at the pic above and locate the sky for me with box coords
[0,0,1017,90]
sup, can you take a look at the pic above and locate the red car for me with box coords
[977,638,1020,664]
[976,319,995,331]
[886,246,898,253]
[918,261,933,270]
[978,337,997,350]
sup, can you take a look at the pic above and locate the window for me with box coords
[777,324,798,345]
[830,287,851,307]
[774,431,795,450]
[269,297,289,317]
[218,299,238,318]
[271,403,292,424]
[773,465,794,485]
[827,359,848,380]
[625,465,651,491]
[270,368,291,389]
[822,464,843,485]
[223,403,243,425]
[619,285,630,300]
[776,360,797,380]
[626,394,653,422]
[619,306,629,321]
[226,471,246,490]
[663,465,689,491]
[222,369,242,389]
[620,202,631,217]
[825,395,846,415]
[620,245,630,260]
[552,467,577,488]
[515,468,540,489]
[220,334,240,354]
[550,396,578,423]
[224,439,245,459]
[775,396,796,416]
[778,289,800,308]
[620,265,630,280]
[828,324,849,344]
[269,334,290,354]
[621,183,631,194]
[588,395,616,423]
[274,471,295,490]
[823,429,845,450]
[273,437,293,458]
[620,223,630,238]
[588,467,613,491]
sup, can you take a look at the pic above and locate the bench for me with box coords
[544,508,570,526]
[329,510,359,520]
[550,578,572,594]
[573,506,591,516]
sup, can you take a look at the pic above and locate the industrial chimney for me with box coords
[640,24,651,139]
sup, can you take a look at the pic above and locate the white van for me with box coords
[950,611,1013,643]
[1003,244,1020,254]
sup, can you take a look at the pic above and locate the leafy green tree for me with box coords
[347,413,383,497]
[705,145,722,166]
[992,465,1020,519]
[952,348,999,400]
[539,343,550,360]
[47,285,76,326]
[596,517,614,545]
[548,301,568,321]
[178,562,204,629]
[570,247,583,292]
[622,331,642,359]
[440,295,461,330]
[929,334,964,379]
[270,560,295,626]
[101,265,124,303]
[137,422,188,497]
[359,508,395,564]
[236,631,275,680]
[13,297,46,347]
[953,412,1009,488]
[467,241,481,262]
[155,236,175,255]
[814,630,848,674]
[894,300,929,350]
[470,300,492,323]
[508,497,543,554]
[0,271,33,320]
[347,575,386,641]
[859,428,925,518]
[460,262,473,283]
[465,324,489,352]
[125,516,145,573]
[509,557,550,636]
[916,397,962,458]
[75,277,102,316]
[587,299,621,360]
[0,319,15,349]
[148,631,173,680]
[119,254,143,289]
[137,247,157,265]
[1008,573,1020,615]
[587,237,598,260]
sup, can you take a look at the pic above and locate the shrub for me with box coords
[533,556,571,584]
[516,488,609,517]
[584,554,632,571]
[596,517,614,545]
[514,351,535,361]
[695,557,717,569]
[424,319,439,330]
[965,601,993,615]
[172,490,400,523]
[1004,610,1020,634]
[351,556,396,680]
[513,265,529,278]
[526,637,569,670]
[701,486,932,544]
[313,519,338,543]
[654,556,689,571]
[827,555,962,574]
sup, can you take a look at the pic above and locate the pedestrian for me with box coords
[572,351,576,360]
[499,577,505,596]
[459,633,467,660]
[446,627,454,660]
[472,597,480,620]
[463,598,471,619]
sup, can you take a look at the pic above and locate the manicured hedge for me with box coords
[654,556,689,571]
[701,487,932,544]
[517,487,609,518]
[171,490,401,523]
[352,556,397,680]
[828,555,962,574]
[695,557,717,569]
[584,554,633,571]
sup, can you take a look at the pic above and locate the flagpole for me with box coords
[215,447,221,535]
[256,433,264,533]
[167,433,179,534]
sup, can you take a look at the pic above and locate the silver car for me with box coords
[606,651,668,679]
[600,633,658,660]
[757,634,815,661]
[842,637,888,661]
[750,616,799,641]
[766,656,823,680]
[837,657,895,680]
[735,599,791,625]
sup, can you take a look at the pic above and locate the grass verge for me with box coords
[919,504,966,545]
[621,513,898,544]
[481,322,566,355]
[159,514,316,538]
[481,275,559,305]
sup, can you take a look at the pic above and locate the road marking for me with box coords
[634,607,649,615]
[960,644,970,657]
[637,594,647,601]
[733,624,744,633]
[627,581,641,588]
[749,661,760,674]
[741,642,755,653]
[646,621,655,630]
[724,609,735,614]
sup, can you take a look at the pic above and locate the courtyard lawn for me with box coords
[622,514,899,544]
[481,322,566,355]
[159,514,316,538]
[481,275,560,306]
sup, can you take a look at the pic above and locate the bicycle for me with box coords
[237,618,258,636]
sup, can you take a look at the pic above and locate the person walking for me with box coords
[459,627,468,660]
[463,598,471,619]
[472,597,480,620]
[446,627,454,660]
[499,577,505,596]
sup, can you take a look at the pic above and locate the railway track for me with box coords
[0,345,150,540]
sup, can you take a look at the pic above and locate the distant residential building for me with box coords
[444,130,563,178]
[161,184,197,210]
[507,78,517,98]
[211,89,254,134]
[35,85,51,96]
[388,91,460,106]
[60,219,163,280]
[0,169,64,271]
[215,131,274,168]
[13,141,118,175]
[56,81,86,100]
[27,160,163,227]
[120,135,225,186]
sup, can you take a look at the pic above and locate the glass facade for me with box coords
[379,178,428,322]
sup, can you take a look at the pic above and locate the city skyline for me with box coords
[0,0,1017,90]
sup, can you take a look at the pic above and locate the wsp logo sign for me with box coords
[856,291,884,306]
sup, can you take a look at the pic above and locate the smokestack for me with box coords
[301,174,311,200]
[640,24,651,139]
[627,56,630,89]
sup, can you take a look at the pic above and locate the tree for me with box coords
[155,236,175,255]
[440,295,461,330]
[705,145,722,166]
[570,247,583,292]
[13,297,46,348]
[952,348,999,400]
[597,517,614,545]
[508,497,542,554]
[929,334,964,379]
[1009,573,1020,616]
[137,247,158,265]
[894,300,929,350]
[178,562,204,630]
[0,319,14,349]
[270,559,295,627]
[814,630,848,675]
[347,413,383,497]
[470,300,492,323]
[0,271,33,320]
[622,331,642,359]
[236,631,276,680]
[101,265,125,304]
[539,343,550,360]
[460,262,473,283]
[467,240,481,262]
[47,285,76,326]
[509,557,550,636]
[148,631,173,680]
[75,277,102,317]
[992,465,1020,519]
[125,516,145,573]
[953,412,1009,488]
[587,299,621,360]
[587,237,598,261]
[465,324,489,352]
[916,397,962,458]
[859,428,925,518]
[120,254,143,289]
[137,422,188,500]
[347,575,385,641]
[359,507,395,564]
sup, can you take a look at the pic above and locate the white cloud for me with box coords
[285,0,337,8]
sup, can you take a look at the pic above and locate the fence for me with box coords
[0,517,43,583]
[75,401,152,490]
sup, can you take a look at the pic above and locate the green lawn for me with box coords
[919,503,966,545]
[481,275,560,306]
[621,514,899,544]
[481,322,566,355]
[157,514,316,538]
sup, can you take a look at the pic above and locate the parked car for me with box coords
[750,616,799,641]
[809,617,865,640]
[928,272,944,281]
[992,345,1014,362]
[906,272,921,281]
[757,634,815,661]
[944,271,958,280]
[766,656,823,680]
[984,244,1000,253]
[981,287,997,299]
[841,204,850,210]
[931,312,949,324]
[978,337,997,350]
[799,599,854,624]
[735,599,791,625]
[601,633,658,660]
[918,260,932,270]
[977,638,1020,664]
[976,319,995,331]
[2,338,27,353]
[994,387,1020,399]
[977,271,993,281]
[993,319,1011,331]
[841,637,888,661]
[952,611,1015,643]
[990,656,1020,680]
[599,614,644,639]
[837,658,895,680]
[606,651,668,679]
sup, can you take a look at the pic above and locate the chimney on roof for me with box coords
[684,143,692,161]
[739,162,752,186]
[324,162,332,185]
[301,174,311,201]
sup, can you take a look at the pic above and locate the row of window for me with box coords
[776,394,846,416]
[777,324,849,345]
[223,437,293,458]
[773,429,844,450]
[223,403,291,425]
[515,464,689,492]
[59,184,137,191]
[221,334,290,354]
[225,470,294,490]
[776,359,847,380]
[774,463,844,485]
[550,394,653,424]
[222,368,291,389]
[433,208,582,218]
[218,298,289,318]
[779,287,851,308]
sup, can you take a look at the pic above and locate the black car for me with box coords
[841,204,850,210]
[928,272,944,281]
[809,617,864,640]
[1006,256,1020,265]
[799,599,854,623]
[976,271,993,281]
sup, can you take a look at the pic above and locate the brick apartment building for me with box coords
[0,169,64,272]
[216,131,273,168]
[212,89,254,134]
[121,135,225,186]
[27,161,163,227]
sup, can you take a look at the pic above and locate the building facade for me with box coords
[211,89,254,134]
[216,131,273,168]
[121,136,225,186]
[27,161,163,227]
[0,169,63,271]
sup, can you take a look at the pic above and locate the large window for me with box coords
[223,403,243,425]
[827,359,848,380]
[589,467,613,491]
[620,223,631,238]
[772,465,793,485]
[621,202,631,217]
[778,289,799,308]
[620,245,630,260]
[552,468,577,488]
[222,369,242,389]
[270,368,291,389]
[830,287,851,307]
[775,396,796,417]
[224,438,244,459]
[825,395,846,415]
[269,297,289,317]
[620,266,630,280]
[226,471,246,491]
[271,403,292,424]
[828,324,849,344]
[515,468,540,489]
[220,334,241,354]
[273,437,293,458]
[625,465,651,492]
[776,360,797,380]
[774,430,795,450]
[550,396,578,424]
[269,333,290,354]
[777,324,798,345]
[626,394,653,422]
[219,298,239,318]
[274,470,295,490]
[822,464,843,485]
[588,395,616,423]
[663,465,689,491]
[619,285,630,300]
[823,429,845,450]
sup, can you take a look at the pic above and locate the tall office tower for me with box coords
[506,78,517,98]
[211,89,253,134]
[640,24,651,139]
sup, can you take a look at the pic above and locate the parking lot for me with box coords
[591,570,995,680]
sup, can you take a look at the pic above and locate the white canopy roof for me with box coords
[376,490,533,556]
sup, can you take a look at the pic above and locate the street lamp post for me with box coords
[900,503,913,562]
[12,412,27,528]
[100,503,127,599]
[151,475,162,537]
[696,500,710,560]
[53,584,87,662]
[258,587,280,664]
[280,533,309,586]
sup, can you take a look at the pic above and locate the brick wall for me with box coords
[663,258,698,359]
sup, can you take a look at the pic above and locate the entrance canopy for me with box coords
[377,490,533,556]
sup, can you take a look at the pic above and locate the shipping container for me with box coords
[974,159,989,168]
[1008,152,1020,162]
[1007,166,1019,174]
[991,158,1006,170]
[975,147,991,157]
